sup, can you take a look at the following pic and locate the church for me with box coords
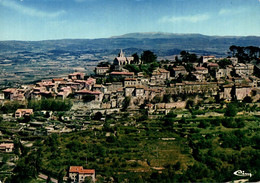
[113,49,134,65]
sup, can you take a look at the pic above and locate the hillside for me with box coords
[0,33,260,57]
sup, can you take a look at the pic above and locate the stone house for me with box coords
[110,72,135,78]
[158,68,170,80]
[68,72,85,80]
[116,88,124,97]
[36,81,57,92]
[61,82,82,91]
[227,57,238,65]
[135,86,145,97]
[220,84,233,101]
[125,86,135,97]
[0,143,14,152]
[0,93,4,100]
[95,67,110,75]
[172,66,187,78]
[74,77,96,91]
[75,90,103,102]
[249,76,260,88]
[148,88,164,100]
[52,78,64,84]
[215,66,233,80]
[193,67,209,81]
[151,68,170,81]
[195,67,208,74]
[124,78,142,87]
[193,73,206,81]
[2,88,17,100]
[234,63,254,77]
[92,84,107,93]
[207,63,219,71]
[105,82,123,92]
[235,84,252,100]
[168,82,218,95]
[203,56,216,63]
[69,166,95,183]
[15,109,33,118]
[216,69,227,79]
[57,87,72,99]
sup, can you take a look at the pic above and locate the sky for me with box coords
[0,0,259,41]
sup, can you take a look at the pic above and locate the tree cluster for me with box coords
[28,99,72,111]
[229,45,260,63]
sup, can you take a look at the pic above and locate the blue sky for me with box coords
[0,0,259,40]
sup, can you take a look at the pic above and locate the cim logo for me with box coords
[233,170,252,177]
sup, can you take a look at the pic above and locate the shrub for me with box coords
[224,103,237,117]
[92,112,103,120]
[198,120,210,128]
[242,96,252,103]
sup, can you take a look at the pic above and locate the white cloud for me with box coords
[159,14,210,23]
[0,0,65,18]
[218,7,247,15]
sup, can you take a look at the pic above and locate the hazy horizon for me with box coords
[0,32,260,42]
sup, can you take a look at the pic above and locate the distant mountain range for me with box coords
[0,32,259,57]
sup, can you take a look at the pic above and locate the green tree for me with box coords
[46,176,51,183]
[242,96,252,103]
[11,151,41,182]
[180,51,198,63]
[186,100,194,109]
[84,176,94,183]
[141,50,157,64]
[132,53,140,64]
[151,95,162,104]
[224,103,238,117]
[92,112,103,120]
[97,61,111,67]
[122,96,131,111]
[1,101,25,113]
[163,94,171,103]
[218,59,232,69]
[123,64,140,74]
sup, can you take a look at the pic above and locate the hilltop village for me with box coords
[0,49,260,182]
[1,50,260,114]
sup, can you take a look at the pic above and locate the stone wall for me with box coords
[155,101,186,109]
[72,101,101,110]
[236,87,252,100]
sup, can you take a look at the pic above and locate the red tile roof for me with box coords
[117,88,124,92]
[2,88,16,93]
[173,67,186,71]
[79,169,95,174]
[16,109,33,113]
[195,67,207,70]
[69,166,83,173]
[111,72,134,75]
[52,78,64,81]
[208,63,219,67]
[69,166,95,174]
[158,68,169,73]
[124,78,136,81]
[0,143,14,149]
[76,90,101,95]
